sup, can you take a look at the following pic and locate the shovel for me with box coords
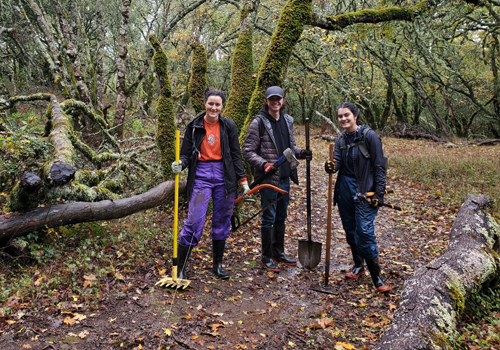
[298,118,322,269]
[156,130,191,289]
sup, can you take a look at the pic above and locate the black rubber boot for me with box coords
[345,245,365,279]
[365,256,391,293]
[261,227,280,272]
[177,243,192,280]
[272,224,297,266]
[212,240,230,279]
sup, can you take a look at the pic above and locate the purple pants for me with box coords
[179,161,235,246]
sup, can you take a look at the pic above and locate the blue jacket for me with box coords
[333,125,386,206]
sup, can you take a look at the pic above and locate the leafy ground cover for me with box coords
[0,130,499,349]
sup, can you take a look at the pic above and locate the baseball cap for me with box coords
[265,86,284,99]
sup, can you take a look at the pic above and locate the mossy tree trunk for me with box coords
[375,194,500,350]
[239,0,313,143]
[188,40,208,114]
[149,35,176,181]
[224,0,259,134]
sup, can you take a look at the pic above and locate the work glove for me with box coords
[241,180,250,195]
[324,160,337,174]
[264,163,273,173]
[298,149,313,160]
[171,160,182,174]
[368,193,383,207]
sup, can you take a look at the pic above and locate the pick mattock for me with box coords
[156,130,191,289]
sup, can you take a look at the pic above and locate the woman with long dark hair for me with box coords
[324,102,391,293]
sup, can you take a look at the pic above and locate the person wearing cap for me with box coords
[171,89,249,280]
[242,86,312,272]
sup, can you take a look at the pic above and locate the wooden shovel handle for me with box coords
[325,143,334,285]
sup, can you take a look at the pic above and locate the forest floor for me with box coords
[0,130,485,350]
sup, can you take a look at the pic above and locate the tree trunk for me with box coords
[149,35,176,181]
[414,78,449,136]
[375,194,500,350]
[239,0,313,143]
[95,0,106,113]
[115,0,132,139]
[223,0,259,134]
[188,39,208,114]
[0,181,187,245]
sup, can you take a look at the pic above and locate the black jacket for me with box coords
[333,125,386,205]
[179,112,246,200]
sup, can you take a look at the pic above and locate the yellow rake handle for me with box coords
[172,130,180,282]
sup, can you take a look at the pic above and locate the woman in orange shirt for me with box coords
[171,89,249,279]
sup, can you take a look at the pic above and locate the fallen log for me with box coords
[0,180,187,245]
[375,194,500,350]
[395,131,443,143]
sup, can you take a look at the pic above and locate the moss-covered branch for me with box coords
[61,99,119,150]
[0,93,52,111]
[149,35,176,181]
[188,40,208,114]
[310,1,429,31]
[44,95,77,184]
[239,0,312,143]
[224,0,259,134]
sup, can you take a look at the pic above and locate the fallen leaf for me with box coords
[83,274,96,288]
[389,304,397,310]
[78,330,89,339]
[22,345,32,349]
[163,328,172,337]
[335,341,356,349]
[63,317,76,325]
[109,318,116,323]
[6,320,16,325]
[209,323,224,331]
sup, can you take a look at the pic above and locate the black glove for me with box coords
[298,149,313,160]
[369,193,384,207]
[324,160,337,174]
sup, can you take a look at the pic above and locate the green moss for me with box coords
[149,35,176,181]
[446,280,466,314]
[239,0,313,143]
[188,41,208,114]
[224,4,256,134]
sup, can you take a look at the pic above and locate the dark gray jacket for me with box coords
[242,112,302,187]
[179,112,246,200]
[333,125,386,205]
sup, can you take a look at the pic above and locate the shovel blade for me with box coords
[298,239,322,269]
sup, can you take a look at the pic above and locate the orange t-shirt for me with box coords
[198,119,222,161]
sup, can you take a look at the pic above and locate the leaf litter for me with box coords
[1,132,482,349]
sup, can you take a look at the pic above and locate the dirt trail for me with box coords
[0,132,453,349]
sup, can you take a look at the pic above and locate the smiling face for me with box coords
[337,107,358,133]
[204,95,223,123]
[264,96,285,118]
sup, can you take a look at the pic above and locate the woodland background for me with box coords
[1,0,500,349]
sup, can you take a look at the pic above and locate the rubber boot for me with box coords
[365,256,391,293]
[212,240,230,280]
[177,243,193,280]
[261,227,280,272]
[345,245,365,279]
[272,224,297,266]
